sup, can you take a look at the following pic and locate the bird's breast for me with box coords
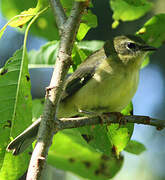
[72,62,139,113]
[58,61,140,117]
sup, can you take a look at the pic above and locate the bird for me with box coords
[7,35,157,155]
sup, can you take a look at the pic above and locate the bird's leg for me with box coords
[78,110,126,127]
[112,112,127,129]
[101,112,126,128]
[78,109,104,125]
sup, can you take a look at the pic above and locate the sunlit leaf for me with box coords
[31,99,124,179]
[77,9,97,40]
[48,130,124,180]
[110,0,152,28]
[137,14,165,47]
[107,103,134,156]
[0,49,32,180]
[0,0,49,39]
[9,8,37,28]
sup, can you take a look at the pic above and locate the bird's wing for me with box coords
[61,45,109,101]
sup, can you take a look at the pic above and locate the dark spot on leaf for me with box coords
[95,169,100,176]
[25,75,30,81]
[82,161,91,168]
[119,154,124,161]
[81,19,88,24]
[85,6,90,12]
[0,68,8,75]
[69,158,75,163]
[19,25,24,28]
[18,171,27,180]
[112,145,117,155]
[101,154,110,161]
[40,99,44,104]
[3,120,12,128]
[28,152,32,155]
[99,162,107,170]
[156,126,164,131]
[130,109,133,115]
[81,134,93,143]
[25,95,28,99]
[105,126,108,131]
[91,125,95,129]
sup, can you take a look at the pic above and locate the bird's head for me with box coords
[113,35,157,66]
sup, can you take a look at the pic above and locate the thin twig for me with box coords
[49,0,67,33]
[26,1,88,180]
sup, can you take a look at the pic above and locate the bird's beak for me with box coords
[141,45,157,51]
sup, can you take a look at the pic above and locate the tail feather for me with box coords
[7,118,41,155]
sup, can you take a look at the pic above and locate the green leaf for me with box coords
[74,0,87,2]
[76,105,133,158]
[8,8,38,28]
[1,0,57,40]
[107,123,134,157]
[72,40,104,70]
[48,130,123,180]
[0,0,48,39]
[72,43,88,71]
[77,40,104,52]
[78,125,113,156]
[124,140,146,155]
[77,9,97,40]
[0,7,41,179]
[28,41,60,65]
[121,102,133,115]
[31,99,124,179]
[1,0,97,41]
[0,49,32,180]
[107,103,134,157]
[28,40,104,72]
[110,0,152,28]
[137,14,165,47]
[32,99,44,121]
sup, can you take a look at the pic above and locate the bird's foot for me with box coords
[101,112,126,128]
[111,112,126,129]
[78,109,105,125]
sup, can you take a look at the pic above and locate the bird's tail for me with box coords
[6,118,41,155]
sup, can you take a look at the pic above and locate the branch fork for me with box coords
[26,1,89,179]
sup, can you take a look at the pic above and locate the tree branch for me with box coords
[49,0,67,33]
[26,1,88,180]
[58,114,165,130]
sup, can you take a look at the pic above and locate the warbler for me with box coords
[7,35,157,155]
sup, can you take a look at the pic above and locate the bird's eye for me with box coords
[126,42,137,50]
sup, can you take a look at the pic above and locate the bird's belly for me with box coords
[58,70,139,117]
[72,70,139,113]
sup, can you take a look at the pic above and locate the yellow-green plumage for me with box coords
[7,35,157,155]
[58,35,151,117]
